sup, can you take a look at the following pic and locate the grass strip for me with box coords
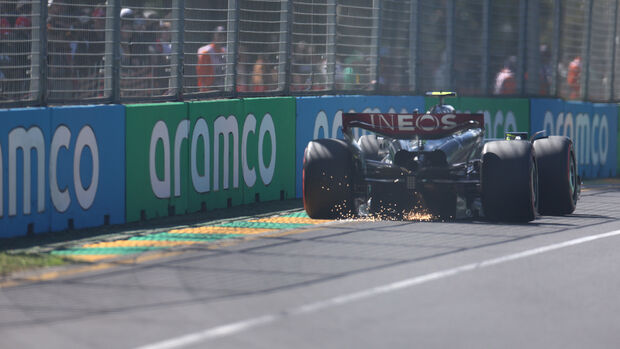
[51,247,167,255]
[0,252,68,277]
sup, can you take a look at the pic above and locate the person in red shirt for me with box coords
[196,26,227,92]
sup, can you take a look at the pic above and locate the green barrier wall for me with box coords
[126,103,189,222]
[125,98,296,223]
[187,99,244,212]
[425,97,530,139]
[187,97,296,212]
[238,98,296,204]
[618,106,620,176]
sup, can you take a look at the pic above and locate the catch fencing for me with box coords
[1,0,619,106]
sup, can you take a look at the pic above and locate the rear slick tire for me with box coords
[533,136,578,215]
[481,140,538,222]
[303,138,355,219]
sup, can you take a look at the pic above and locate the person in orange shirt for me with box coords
[567,56,581,99]
[494,56,517,95]
[251,54,267,93]
[196,26,226,92]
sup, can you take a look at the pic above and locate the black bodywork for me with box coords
[303,92,579,222]
[342,112,486,219]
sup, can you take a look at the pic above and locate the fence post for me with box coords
[111,0,121,103]
[446,0,455,91]
[526,0,541,96]
[583,0,594,100]
[37,0,48,105]
[231,0,240,96]
[174,0,185,101]
[610,0,619,101]
[409,0,419,93]
[329,0,337,90]
[481,0,490,95]
[279,0,290,92]
[517,0,527,95]
[369,0,380,92]
[551,0,561,97]
[284,0,293,94]
[373,0,382,93]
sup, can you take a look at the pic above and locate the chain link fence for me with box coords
[291,0,335,92]
[0,0,39,103]
[2,0,620,106]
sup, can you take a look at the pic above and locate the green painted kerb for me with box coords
[130,233,243,241]
[217,221,310,229]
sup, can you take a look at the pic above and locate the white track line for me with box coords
[136,229,620,349]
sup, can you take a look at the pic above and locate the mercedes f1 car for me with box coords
[302,92,580,222]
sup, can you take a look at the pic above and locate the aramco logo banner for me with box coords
[125,99,296,222]
[0,105,125,237]
[531,99,617,178]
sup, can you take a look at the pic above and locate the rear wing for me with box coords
[342,112,484,140]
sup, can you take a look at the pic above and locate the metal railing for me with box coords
[1,0,619,107]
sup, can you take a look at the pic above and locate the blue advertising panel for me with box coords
[50,105,126,231]
[295,95,425,197]
[0,108,52,237]
[0,106,126,238]
[530,99,617,178]
[592,103,618,178]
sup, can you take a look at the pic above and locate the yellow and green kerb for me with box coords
[51,211,330,262]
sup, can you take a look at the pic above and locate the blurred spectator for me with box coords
[0,1,32,98]
[251,54,268,93]
[130,12,151,66]
[336,49,365,90]
[119,7,154,97]
[89,6,106,67]
[0,14,10,97]
[47,0,79,99]
[310,49,328,91]
[236,44,254,92]
[156,21,173,56]
[539,44,552,95]
[141,11,168,94]
[0,6,13,97]
[73,6,107,99]
[249,34,281,92]
[291,42,312,91]
[154,20,173,94]
[72,8,94,80]
[567,56,581,100]
[0,17,9,37]
[120,8,134,66]
[197,25,227,92]
[494,56,517,95]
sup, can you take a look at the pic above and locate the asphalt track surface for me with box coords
[2,184,620,348]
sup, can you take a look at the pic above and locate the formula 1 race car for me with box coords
[302,92,580,222]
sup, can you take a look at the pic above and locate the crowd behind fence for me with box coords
[1,0,619,107]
